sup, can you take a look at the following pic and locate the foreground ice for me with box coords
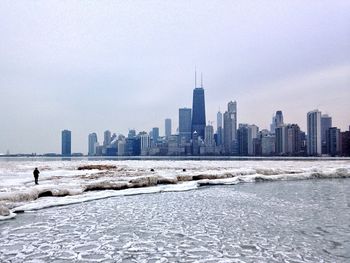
[0,159,350,220]
[1,179,349,262]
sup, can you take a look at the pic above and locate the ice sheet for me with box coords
[1,159,349,220]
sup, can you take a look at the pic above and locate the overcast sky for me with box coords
[0,1,349,154]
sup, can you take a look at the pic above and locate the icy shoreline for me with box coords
[1,160,350,220]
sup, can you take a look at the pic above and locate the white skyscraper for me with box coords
[204,125,215,146]
[216,111,223,146]
[88,133,98,156]
[307,110,322,156]
[223,101,237,154]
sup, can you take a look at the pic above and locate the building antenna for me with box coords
[195,66,197,88]
[201,72,203,88]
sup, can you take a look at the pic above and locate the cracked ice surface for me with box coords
[0,179,350,262]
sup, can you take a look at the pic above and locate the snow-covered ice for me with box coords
[1,158,350,220]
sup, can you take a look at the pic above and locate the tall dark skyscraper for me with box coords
[191,84,206,139]
[61,130,71,156]
[321,114,332,154]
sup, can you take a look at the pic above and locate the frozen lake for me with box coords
[0,159,350,262]
[0,178,349,262]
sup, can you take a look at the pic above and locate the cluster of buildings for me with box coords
[61,81,350,157]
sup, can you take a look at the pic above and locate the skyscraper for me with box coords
[216,111,223,146]
[237,124,249,156]
[191,86,206,139]
[223,101,237,154]
[165,118,172,139]
[307,110,322,156]
[326,127,340,156]
[152,127,159,143]
[270,110,284,133]
[204,125,215,147]
[179,108,192,143]
[321,114,332,154]
[103,130,111,146]
[88,133,98,156]
[247,124,259,156]
[61,130,71,156]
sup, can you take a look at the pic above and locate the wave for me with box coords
[1,166,349,221]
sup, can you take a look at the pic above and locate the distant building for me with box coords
[152,127,159,144]
[223,101,237,155]
[286,124,302,155]
[88,133,98,156]
[261,135,275,156]
[165,118,172,139]
[276,124,302,156]
[247,124,259,156]
[216,111,223,146]
[326,127,341,156]
[118,140,126,156]
[237,124,249,156]
[103,130,111,147]
[307,110,322,156]
[341,126,350,156]
[140,133,150,155]
[204,125,215,147]
[191,87,206,139]
[270,110,284,134]
[179,108,192,143]
[61,130,71,156]
[321,114,332,154]
[275,125,287,155]
[128,129,136,139]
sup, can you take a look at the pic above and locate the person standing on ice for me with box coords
[33,168,40,185]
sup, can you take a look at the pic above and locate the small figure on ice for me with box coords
[33,168,40,185]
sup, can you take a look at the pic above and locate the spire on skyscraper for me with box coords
[194,66,197,88]
[201,72,203,88]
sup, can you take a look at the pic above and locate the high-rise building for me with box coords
[276,124,302,156]
[341,126,350,156]
[191,87,206,139]
[88,133,98,156]
[103,130,111,146]
[204,125,215,146]
[237,124,249,156]
[326,127,340,156]
[247,124,259,155]
[140,133,150,155]
[128,129,136,138]
[165,118,172,139]
[261,135,275,156]
[307,110,322,156]
[152,127,159,144]
[216,111,223,146]
[286,124,301,155]
[321,114,332,154]
[61,130,71,156]
[223,101,237,154]
[179,108,192,143]
[217,111,223,131]
[270,110,284,133]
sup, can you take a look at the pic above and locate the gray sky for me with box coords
[0,0,349,154]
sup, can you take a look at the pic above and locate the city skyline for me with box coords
[0,1,349,154]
